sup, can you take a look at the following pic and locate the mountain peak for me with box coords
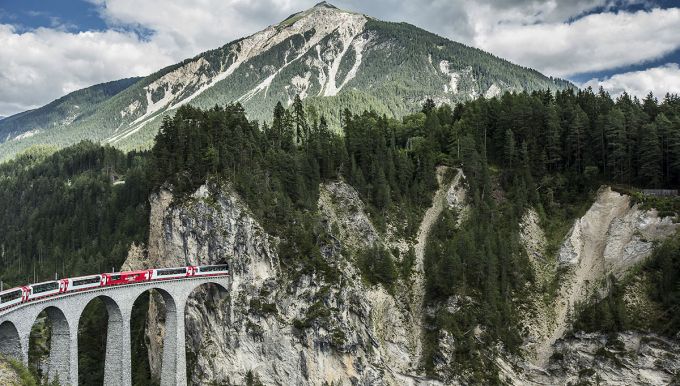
[313,1,337,9]
[277,2,359,29]
[0,1,572,160]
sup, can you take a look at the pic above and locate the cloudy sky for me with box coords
[0,0,679,117]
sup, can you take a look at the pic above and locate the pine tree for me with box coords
[669,117,680,181]
[422,98,436,114]
[567,106,588,173]
[639,122,662,187]
[654,113,673,184]
[606,108,627,182]
[544,105,562,171]
[272,101,286,149]
[504,129,516,169]
[282,109,295,151]
[292,95,307,146]
[642,92,659,121]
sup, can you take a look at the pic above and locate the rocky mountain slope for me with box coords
[122,168,468,385]
[0,1,571,161]
[518,187,678,367]
[0,77,139,147]
[121,176,679,385]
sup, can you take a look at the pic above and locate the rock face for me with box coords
[0,357,23,386]
[546,332,680,385]
[124,181,679,385]
[125,181,447,385]
[521,187,679,366]
[502,332,680,386]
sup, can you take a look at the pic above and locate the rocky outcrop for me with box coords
[499,332,680,385]
[317,180,380,250]
[125,181,448,385]
[0,357,23,386]
[124,180,678,385]
[522,187,679,366]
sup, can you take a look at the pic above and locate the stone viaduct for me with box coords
[0,275,230,386]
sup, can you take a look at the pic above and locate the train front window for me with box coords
[32,282,58,294]
[73,277,100,286]
[0,290,22,303]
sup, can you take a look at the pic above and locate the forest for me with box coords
[1,87,679,383]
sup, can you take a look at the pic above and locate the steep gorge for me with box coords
[123,169,470,385]
[122,179,679,385]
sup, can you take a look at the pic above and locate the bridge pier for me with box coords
[160,291,187,386]
[104,297,130,386]
[17,324,31,367]
[43,307,75,385]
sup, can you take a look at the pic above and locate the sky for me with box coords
[0,0,679,117]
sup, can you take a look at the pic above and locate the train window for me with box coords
[199,265,229,272]
[157,268,187,276]
[110,275,121,281]
[0,290,22,303]
[32,282,58,294]
[73,277,100,286]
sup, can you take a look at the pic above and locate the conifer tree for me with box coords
[606,108,627,182]
[544,105,562,171]
[293,95,307,146]
[639,122,662,187]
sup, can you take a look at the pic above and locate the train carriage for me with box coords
[26,281,60,301]
[194,264,229,276]
[102,270,150,286]
[0,287,25,310]
[150,267,192,280]
[61,274,104,292]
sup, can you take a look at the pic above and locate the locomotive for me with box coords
[0,264,229,311]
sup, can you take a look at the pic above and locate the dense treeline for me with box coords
[150,96,440,277]
[451,89,680,192]
[0,141,151,384]
[0,142,150,286]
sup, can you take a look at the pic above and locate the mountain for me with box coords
[0,1,572,161]
[0,77,140,150]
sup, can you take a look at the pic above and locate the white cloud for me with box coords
[0,24,174,116]
[473,7,680,77]
[89,0,305,58]
[582,63,680,98]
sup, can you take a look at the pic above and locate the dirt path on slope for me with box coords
[409,166,463,366]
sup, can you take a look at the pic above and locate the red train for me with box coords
[0,264,229,311]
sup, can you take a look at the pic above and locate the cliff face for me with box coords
[124,182,679,385]
[124,180,447,385]
[519,187,678,366]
